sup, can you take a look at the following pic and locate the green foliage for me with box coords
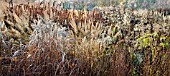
[137,32,169,49]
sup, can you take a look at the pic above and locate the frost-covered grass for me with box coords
[0,3,170,76]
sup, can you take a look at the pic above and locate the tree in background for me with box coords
[92,0,169,9]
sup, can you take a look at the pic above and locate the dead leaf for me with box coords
[70,15,78,34]
[43,10,49,20]
[13,13,22,24]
